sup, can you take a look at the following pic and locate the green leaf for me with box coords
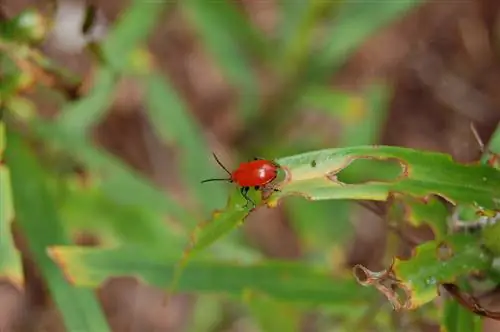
[188,295,224,332]
[480,220,500,255]
[58,180,186,251]
[33,119,197,231]
[396,196,449,241]
[180,0,259,120]
[144,73,226,212]
[310,0,423,80]
[272,146,500,210]
[5,131,110,332]
[0,124,23,286]
[48,245,377,305]
[354,234,492,310]
[442,298,482,332]
[0,121,4,156]
[101,0,167,71]
[286,198,352,254]
[244,291,301,332]
[298,86,364,123]
[338,84,391,146]
[276,0,310,45]
[56,68,116,135]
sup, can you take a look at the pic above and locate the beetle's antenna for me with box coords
[211,153,231,176]
[201,178,231,183]
[200,153,233,184]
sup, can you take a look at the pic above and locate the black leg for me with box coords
[254,186,260,190]
[240,186,255,209]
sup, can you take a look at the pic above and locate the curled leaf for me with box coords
[353,234,492,310]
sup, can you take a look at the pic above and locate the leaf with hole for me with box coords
[354,234,492,310]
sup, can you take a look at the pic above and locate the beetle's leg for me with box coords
[254,186,260,190]
[240,186,256,209]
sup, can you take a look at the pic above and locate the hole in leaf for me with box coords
[352,265,370,284]
[335,157,405,184]
[437,241,454,261]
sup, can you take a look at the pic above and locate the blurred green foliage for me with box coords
[2,0,500,331]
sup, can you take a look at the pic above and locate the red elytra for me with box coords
[201,153,281,209]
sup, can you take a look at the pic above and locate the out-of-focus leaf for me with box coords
[0,123,23,286]
[0,122,4,154]
[5,96,36,121]
[58,179,186,251]
[188,295,224,332]
[286,198,352,254]
[180,0,259,120]
[480,220,500,255]
[0,9,49,44]
[244,291,301,332]
[442,298,482,332]
[56,68,116,135]
[277,0,310,45]
[101,0,167,71]
[310,0,424,80]
[5,131,110,332]
[144,73,226,213]
[277,0,341,76]
[354,234,492,310]
[48,245,377,305]
[33,119,196,239]
[298,86,364,122]
[337,84,391,146]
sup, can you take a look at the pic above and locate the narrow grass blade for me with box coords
[0,122,23,287]
[180,0,260,120]
[144,73,227,213]
[48,245,377,306]
[5,131,110,332]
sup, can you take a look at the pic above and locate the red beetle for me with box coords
[201,153,281,209]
